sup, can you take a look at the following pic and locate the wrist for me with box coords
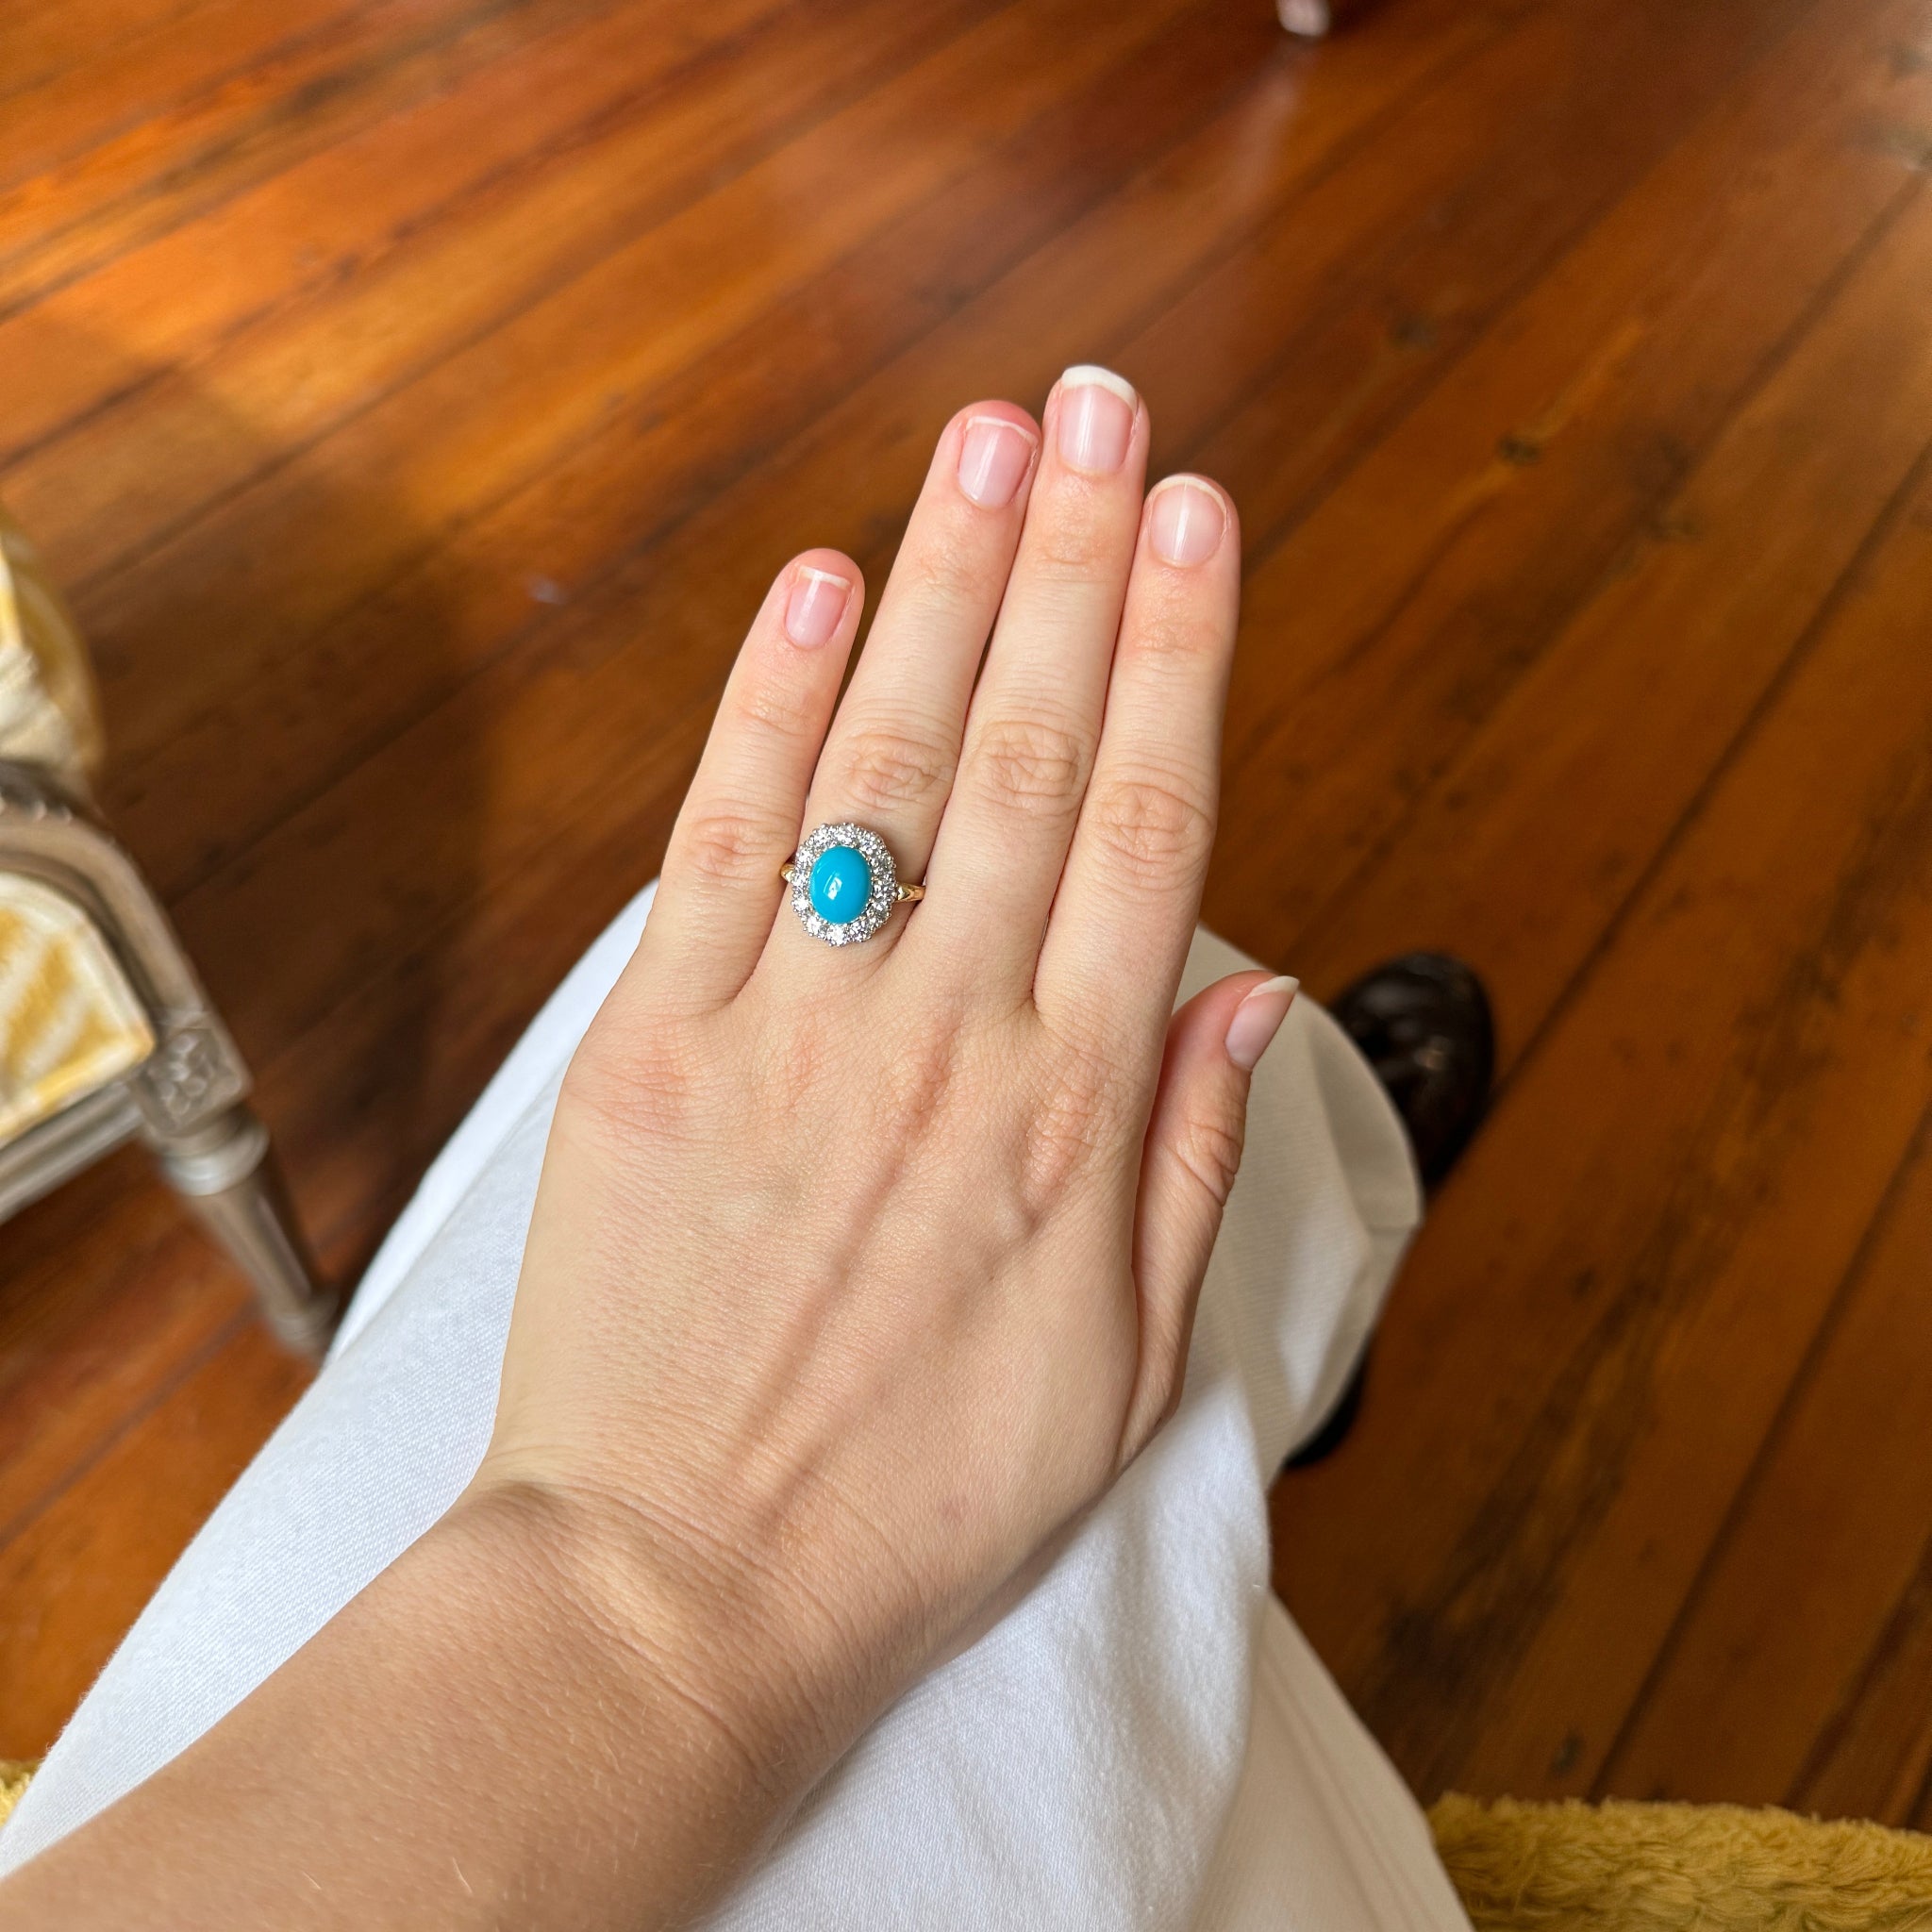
[441,1473,841,1821]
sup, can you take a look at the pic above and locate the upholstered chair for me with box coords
[0,508,333,1355]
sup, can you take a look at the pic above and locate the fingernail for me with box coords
[784,566,851,648]
[1147,477,1228,567]
[1225,975,1299,1071]
[958,414,1037,508]
[1057,364,1136,475]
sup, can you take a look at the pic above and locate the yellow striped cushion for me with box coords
[0,506,101,784]
[0,874,152,1143]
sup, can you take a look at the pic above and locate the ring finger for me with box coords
[776,401,1041,963]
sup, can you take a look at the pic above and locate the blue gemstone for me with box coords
[809,844,873,924]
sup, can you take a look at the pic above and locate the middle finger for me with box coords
[909,365,1150,993]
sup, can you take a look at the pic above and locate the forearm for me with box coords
[0,1487,786,1930]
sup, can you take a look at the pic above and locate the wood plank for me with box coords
[87,0,1459,897]
[0,0,210,111]
[0,0,365,188]
[1794,1540,1932,1828]
[1442,439,1932,1803]
[0,0,614,313]
[0,1174,258,1560]
[1263,187,1932,1047]
[1140,0,1826,552]
[0,0,906,482]
[0,0,1341,1728]
[1203,0,1932,986]
[1244,81,1932,1796]
[52,0,1204,738]
[87,0,1777,946]
[1594,1109,1932,1811]
[1272,378,1932,1799]
[147,0,1292,1054]
[0,1314,308,1760]
[136,0,1891,1098]
[84,0,1828,958]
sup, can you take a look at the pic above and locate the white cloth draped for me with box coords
[0,884,1469,1931]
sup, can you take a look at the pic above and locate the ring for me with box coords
[781,821,925,946]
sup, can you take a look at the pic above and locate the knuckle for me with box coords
[1084,767,1213,888]
[900,528,989,610]
[875,1026,958,1140]
[840,723,954,814]
[677,805,792,888]
[735,676,815,743]
[559,1008,697,1145]
[1027,509,1112,581]
[754,1009,835,1112]
[815,1014,972,1174]
[1019,1053,1117,1212]
[1172,1102,1247,1208]
[1128,601,1216,663]
[969,714,1088,818]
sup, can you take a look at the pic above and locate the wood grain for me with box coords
[4,0,1931,1806]
[1601,1109,1932,1809]
[0,0,623,311]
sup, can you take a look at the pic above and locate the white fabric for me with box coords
[0,884,1468,1931]
[1195,1602,1473,1929]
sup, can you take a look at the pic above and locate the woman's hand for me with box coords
[0,375,1291,1929]
[478,370,1286,1802]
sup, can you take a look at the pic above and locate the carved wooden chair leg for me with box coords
[0,761,337,1357]
[150,1108,335,1357]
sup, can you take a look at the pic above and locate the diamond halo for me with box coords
[789,821,901,946]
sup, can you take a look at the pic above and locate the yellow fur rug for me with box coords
[4,1759,1931,1924]
[1431,1794,1932,1929]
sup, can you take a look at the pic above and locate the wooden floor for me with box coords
[3,0,1931,1822]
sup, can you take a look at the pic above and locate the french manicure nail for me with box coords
[958,414,1037,508]
[1148,477,1228,567]
[1057,364,1137,475]
[784,566,851,648]
[1225,975,1299,1071]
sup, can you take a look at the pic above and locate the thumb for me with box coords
[1120,970,1299,1461]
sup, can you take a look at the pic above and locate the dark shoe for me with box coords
[1283,953,1493,1469]
[1332,951,1494,1190]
